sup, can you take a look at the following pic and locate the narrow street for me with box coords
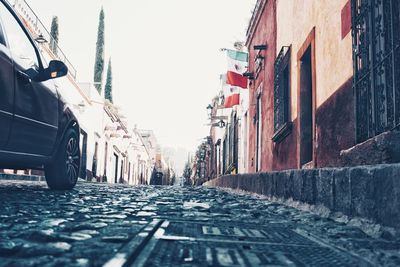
[0,181,399,266]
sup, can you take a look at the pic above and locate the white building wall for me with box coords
[237,89,249,174]
[14,2,157,184]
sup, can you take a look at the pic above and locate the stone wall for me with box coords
[341,131,400,167]
[205,164,400,229]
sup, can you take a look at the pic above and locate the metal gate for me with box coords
[352,0,400,142]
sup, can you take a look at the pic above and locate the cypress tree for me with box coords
[49,16,59,55]
[93,8,105,94]
[105,58,113,103]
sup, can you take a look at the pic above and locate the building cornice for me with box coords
[245,0,268,47]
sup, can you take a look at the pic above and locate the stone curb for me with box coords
[0,173,45,182]
[0,175,90,183]
[205,164,400,229]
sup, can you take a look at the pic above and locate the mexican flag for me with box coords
[221,74,240,108]
[226,49,248,89]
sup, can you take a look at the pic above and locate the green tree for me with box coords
[104,58,113,103]
[93,8,105,94]
[183,161,192,186]
[49,16,59,55]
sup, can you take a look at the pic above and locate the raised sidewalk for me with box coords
[205,164,400,229]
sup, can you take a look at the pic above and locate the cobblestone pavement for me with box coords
[0,181,400,266]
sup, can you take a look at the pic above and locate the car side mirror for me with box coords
[35,60,68,82]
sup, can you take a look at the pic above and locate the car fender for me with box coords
[50,104,80,161]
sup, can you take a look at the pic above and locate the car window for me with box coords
[39,52,48,68]
[0,2,39,70]
[0,16,5,46]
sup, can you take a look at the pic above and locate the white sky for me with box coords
[26,0,256,152]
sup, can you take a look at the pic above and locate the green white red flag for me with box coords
[226,49,248,89]
[221,74,240,108]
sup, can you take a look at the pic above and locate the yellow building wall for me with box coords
[276,0,353,120]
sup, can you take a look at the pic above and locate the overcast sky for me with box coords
[26,0,256,152]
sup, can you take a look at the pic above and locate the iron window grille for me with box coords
[352,0,400,143]
[255,50,264,79]
[222,134,228,175]
[228,112,239,173]
[272,46,292,143]
[255,93,262,172]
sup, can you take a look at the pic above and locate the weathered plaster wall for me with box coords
[272,119,298,170]
[274,0,354,168]
[277,0,353,119]
[247,0,277,173]
[246,0,354,171]
[316,78,355,167]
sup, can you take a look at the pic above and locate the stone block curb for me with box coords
[0,173,45,182]
[205,163,400,229]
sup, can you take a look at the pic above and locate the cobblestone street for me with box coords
[0,180,399,266]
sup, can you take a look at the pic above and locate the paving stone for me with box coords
[0,240,22,256]
[0,180,398,266]
[101,234,130,243]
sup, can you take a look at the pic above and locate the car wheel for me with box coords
[45,128,80,190]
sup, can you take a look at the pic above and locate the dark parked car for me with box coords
[0,0,80,189]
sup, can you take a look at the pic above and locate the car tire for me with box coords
[45,128,80,190]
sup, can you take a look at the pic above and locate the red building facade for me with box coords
[246,0,358,172]
[204,0,400,180]
[246,0,278,173]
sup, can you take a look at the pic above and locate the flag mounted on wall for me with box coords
[221,74,240,108]
[226,49,249,89]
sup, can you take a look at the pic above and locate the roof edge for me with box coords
[245,0,268,47]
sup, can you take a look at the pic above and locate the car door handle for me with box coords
[16,70,32,84]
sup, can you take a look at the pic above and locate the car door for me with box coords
[0,2,58,156]
[0,3,14,149]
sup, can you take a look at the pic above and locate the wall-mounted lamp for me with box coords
[254,44,267,50]
[73,101,86,113]
[253,115,257,125]
[35,34,47,44]
[206,104,213,118]
[110,133,121,138]
[104,125,117,131]
[243,71,255,80]
[206,136,212,144]
[78,101,86,108]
